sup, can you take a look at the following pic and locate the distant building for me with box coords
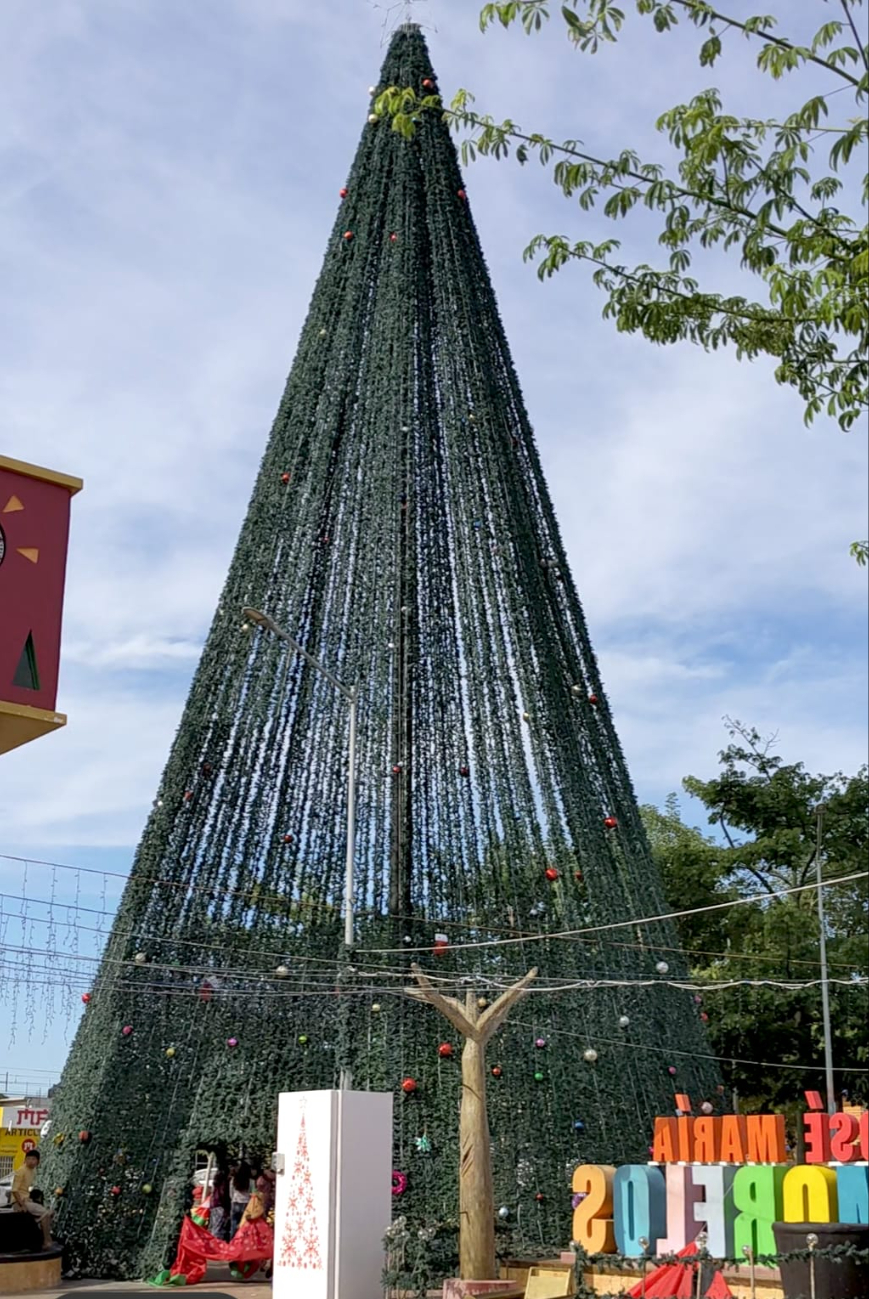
[0,1097,52,1183]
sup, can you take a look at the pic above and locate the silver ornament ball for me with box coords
[583,1048,598,1064]
[655,960,670,975]
[618,1015,630,1028]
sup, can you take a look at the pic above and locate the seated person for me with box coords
[11,1151,53,1250]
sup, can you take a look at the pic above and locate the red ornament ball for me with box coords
[183,790,193,801]
[574,870,583,882]
[121,1025,133,1037]
[603,816,618,829]
[588,694,599,705]
[401,1077,418,1094]
[281,472,291,484]
[111,1186,121,1197]
[79,1130,91,1144]
[81,993,91,1004]
[535,1192,545,1203]
[459,765,470,778]
[392,764,402,775]
[491,1066,502,1078]
[457,189,467,200]
[283,833,293,843]
[544,867,559,882]
[422,78,435,90]
[339,187,348,198]
[343,231,354,241]
[389,233,397,242]
[438,1042,454,1059]
[700,1012,709,1023]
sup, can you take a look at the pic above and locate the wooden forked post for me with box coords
[406,962,538,1280]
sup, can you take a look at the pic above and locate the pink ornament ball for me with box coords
[122,1025,133,1037]
[227,1037,238,1048]
[668,1065,677,1076]
[535,1038,546,1049]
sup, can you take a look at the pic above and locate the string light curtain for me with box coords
[43,25,718,1279]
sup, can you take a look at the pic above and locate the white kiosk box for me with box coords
[273,1089,393,1299]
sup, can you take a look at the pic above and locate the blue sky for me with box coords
[1,0,866,1091]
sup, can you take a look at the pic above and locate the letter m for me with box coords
[746,1115,786,1163]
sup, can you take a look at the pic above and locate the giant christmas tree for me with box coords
[44,24,719,1280]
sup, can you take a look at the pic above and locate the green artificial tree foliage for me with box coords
[642,720,869,1109]
[42,25,718,1280]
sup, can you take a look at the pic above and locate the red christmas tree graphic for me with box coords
[279,1113,324,1270]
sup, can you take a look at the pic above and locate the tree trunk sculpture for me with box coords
[406,962,538,1280]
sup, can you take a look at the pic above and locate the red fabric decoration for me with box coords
[183,790,193,801]
[544,867,559,882]
[626,1242,732,1298]
[604,816,618,829]
[152,1212,275,1287]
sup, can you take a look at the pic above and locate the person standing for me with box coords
[254,1163,275,1217]
[229,1160,252,1239]
[11,1150,53,1250]
[208,1168,230,1242]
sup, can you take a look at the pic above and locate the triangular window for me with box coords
[12,632,40,690]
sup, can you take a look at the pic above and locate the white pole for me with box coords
[814,805,836,1115]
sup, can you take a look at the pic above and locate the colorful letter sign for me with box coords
[0,454,82,753]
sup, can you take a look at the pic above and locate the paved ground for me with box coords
[39,1282,272,1299]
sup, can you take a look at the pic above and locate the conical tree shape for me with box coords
[44,25,718,1280]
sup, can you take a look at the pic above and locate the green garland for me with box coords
[43,22,719,1280]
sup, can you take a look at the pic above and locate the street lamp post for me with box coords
[814,803,836,1115]
[242,607,358,1084]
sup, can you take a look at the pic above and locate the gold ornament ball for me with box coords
[477,997,489,1009]
[371,1003,381,1013]
[165,1047,176,1058]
